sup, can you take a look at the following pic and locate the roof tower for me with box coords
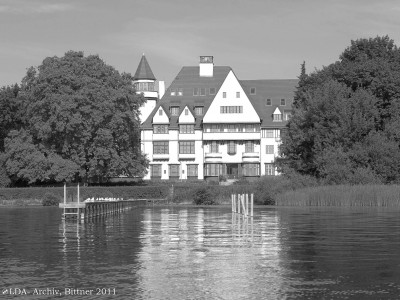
[133,54,156,81]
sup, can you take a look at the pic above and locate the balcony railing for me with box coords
[242,152,260,162]
[152,153,169,160]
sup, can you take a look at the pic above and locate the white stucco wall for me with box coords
[203,70,260,123]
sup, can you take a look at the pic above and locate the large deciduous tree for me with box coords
[279,36,400,184]
[4,51,148,184]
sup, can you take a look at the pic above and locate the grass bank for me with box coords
[2,178,400,207]
[276,184,400,206]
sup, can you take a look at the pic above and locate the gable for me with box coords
[178,106,195,124]
[152,106,169,124]
[203,70,260,123]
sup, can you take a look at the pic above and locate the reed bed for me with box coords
[276,184,400,206]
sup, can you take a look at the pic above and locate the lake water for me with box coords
[1,205,400,299]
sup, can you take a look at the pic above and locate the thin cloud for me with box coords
[0,2,74,14]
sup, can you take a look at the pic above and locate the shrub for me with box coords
[193,187,215,205]
[42,193,60,206]
[0,153,11,188]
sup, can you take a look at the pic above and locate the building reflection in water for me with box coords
[138,207,285,299]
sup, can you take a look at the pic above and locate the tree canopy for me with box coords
[2,51,148,185]
[279,36,400,184]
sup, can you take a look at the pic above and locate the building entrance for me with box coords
[226,164,239,179]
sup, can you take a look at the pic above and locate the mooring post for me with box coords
[251,193,254,217]
[246,194,249,217]
[241,194,246,217]
[63,182,66,219]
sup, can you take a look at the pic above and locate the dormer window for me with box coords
[223,92,227,98]
[195,106,204,115]
[236,92,240,98]
[266,99,271,106]
[170,106,179,116]
[273,114,282,122]
[159,109,163,116]
[185,108,189,115]
[178,88,183,96]
[250,87,256,95]
[170,89,176,96]
[281,99,286,106]
[273,107,282,122]
[193,87,205,96]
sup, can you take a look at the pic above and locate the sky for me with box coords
[1,0,400,88]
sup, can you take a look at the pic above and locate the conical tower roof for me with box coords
[133,54,156,81]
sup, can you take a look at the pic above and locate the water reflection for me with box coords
[1,206,400,299]
[138,207,285,299]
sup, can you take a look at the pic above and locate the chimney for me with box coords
[199,56,213,77]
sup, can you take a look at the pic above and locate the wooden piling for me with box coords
[231,193,254,218]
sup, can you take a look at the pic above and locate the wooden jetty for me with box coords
[59,183,168,220]
[231,193,254,217]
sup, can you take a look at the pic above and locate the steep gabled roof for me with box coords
[133,55,156,81]
[240,79,298,127]
[141,66,231,129]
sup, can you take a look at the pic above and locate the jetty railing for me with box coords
[231,193,254,217]
[59,183,167,220]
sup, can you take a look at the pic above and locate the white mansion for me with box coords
[136,56,298,181]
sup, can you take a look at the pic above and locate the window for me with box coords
[170,106,179,116]
[153,141,168,154]
[281,99,286,106]
[245,124,255,132]
[243,164,260,176]
[200,88,206,96]
[273,113,282,122]
[220,106,243,113]
[178,88,183,96]
[193,88,199,96]
[223,92,226,98]
[179,141,195,154]
[266,145,274,154]
[153,125,168,134]
[159,109,163,116]
[245,141,254,153]
[250,87,256,95]
[265,163,275,176]
[187,165,198,178]
[179,124,194,134]
[227,124,235,132]
[185,108,189,115]
[266,99,271,106]
[227,141,236,155]
[210,124,222,132]
[236,92,240,98]
[169,164,180,178]
[195,106,204,115]
[210,141,219,153]
[209,87,216,95]
[205,164,222,176]
[170,89,176,96]
[285,113,291,120]
[262,129,274,138]
[151,165,162,178]
[135,82,155,92]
